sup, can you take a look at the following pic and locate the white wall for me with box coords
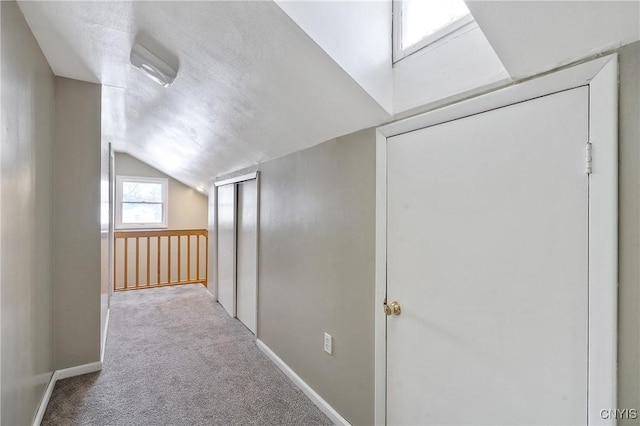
[1,2,55,424]
[393,23,509,115]
[275,0,393,113]
[467,0,640,80]
[53,77,103,370]
[273,1,514,117]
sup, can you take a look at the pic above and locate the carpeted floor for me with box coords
[42,284,332,426]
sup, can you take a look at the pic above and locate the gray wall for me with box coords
[258,129,376,425]
[256,45,640,424]
[115,152,208,229]
[0,2,56,424]
[618,41,640,422]
[53,77,103,369]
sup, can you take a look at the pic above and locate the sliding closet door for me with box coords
[236,179,258,334]
[216,183,236,317]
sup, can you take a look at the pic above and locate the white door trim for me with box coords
[254,172,261,339]
[587,56,618,426]
[214,172,258,187]
[207,179,219,301]
[374,55,618,426]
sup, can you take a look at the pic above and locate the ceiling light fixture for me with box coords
[130,43,177,87]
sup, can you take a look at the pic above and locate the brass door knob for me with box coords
[384,300,402,316]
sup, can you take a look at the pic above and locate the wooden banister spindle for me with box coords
[205,234,209,287]
[114,240,118,291]
[135,237,140,288]
[146,237,150,287]
[197,235,201,280]
[168,236,172,284]
[178,235,181,283]
[124,237,128,290]
[156,236,161,285]
[187,235,191,281]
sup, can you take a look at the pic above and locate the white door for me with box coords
[387,88,589,425]
[236,179,258,334]
[217,183,236,317]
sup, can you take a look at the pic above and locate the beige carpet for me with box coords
[42,284,331,426]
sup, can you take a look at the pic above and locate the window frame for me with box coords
[392,0,475,64]
[115,175,169,229]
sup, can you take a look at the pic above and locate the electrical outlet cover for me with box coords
[324,332,332,355]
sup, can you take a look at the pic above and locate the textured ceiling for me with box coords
[18,1,640,192]
[18,1,390,190]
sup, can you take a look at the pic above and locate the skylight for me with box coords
[394,0,472,62]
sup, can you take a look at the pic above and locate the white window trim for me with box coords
[115,175,169,229]
[392,0,475,64]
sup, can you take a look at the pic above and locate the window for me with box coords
[116,176,168,229]
[393,0,473,63]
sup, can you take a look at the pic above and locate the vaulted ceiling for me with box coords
[18,1,390,190]
[17,1,640,191]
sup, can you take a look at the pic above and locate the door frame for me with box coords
[374,55,618,425]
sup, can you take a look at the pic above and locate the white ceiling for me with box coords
[467,0,640,79]
[18,1,390,190]
[17,1,640,191]
[275,0,393,113]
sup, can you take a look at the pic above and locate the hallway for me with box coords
[4,2,639,424]
[42,285,331,425]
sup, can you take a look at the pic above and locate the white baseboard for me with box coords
[54,361,103,381]
[32,373,56,426]
[32,361,103,426]
[256,339,350,426]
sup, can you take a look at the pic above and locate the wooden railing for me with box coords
[114,229,208,292]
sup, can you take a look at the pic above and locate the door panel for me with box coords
[217,183,236,317]
[236,179,258,334]
[387,88,589,425]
